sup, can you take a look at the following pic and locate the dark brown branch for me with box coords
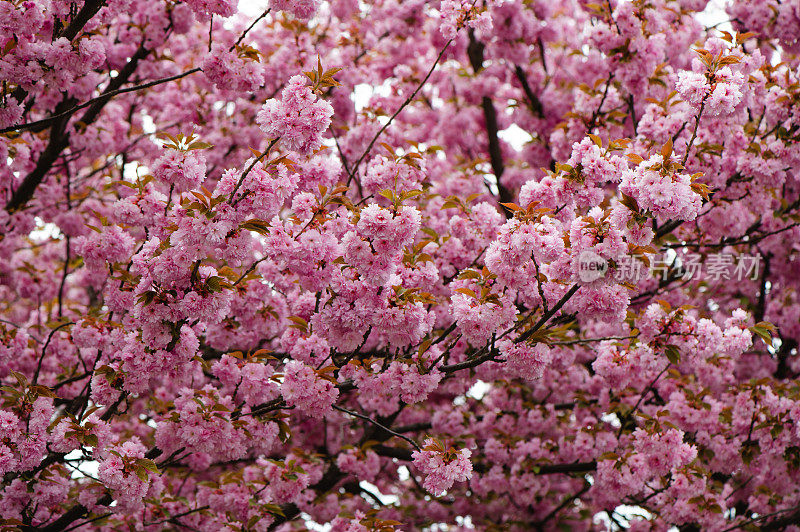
[25,495,112,532]
[515,284,580,344]
[372,445,597,477]
[587,74,614,131]
[535,481,591,527]
[775,337,797,381]
[439,348,498,374]
[467,31,513,207]
[1,67,200,135]
[682,100,706,166]
[5,44,152,212]
[333,405,421,450]
[32,321,73,385]
[514,65,544,118]
[373,444,414,461]
[760,506,800,531]
[60,0,107,42]
[755,252,771,323]
[232,9,271,49]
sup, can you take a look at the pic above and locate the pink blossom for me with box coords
[97,439,152,510]
[281,361,338,417]
[201,43,265,92]
[151,149,207,193]
[257,75,334,154]
[412,439,473,496]
[184,0,237,18]
[269,0,320,20]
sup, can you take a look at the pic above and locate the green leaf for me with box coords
[137,458,159,474]
[453,288,477,299]
[749,321,776,346]
[135,466,149,482]
[188,141,213,150]
[741,440,759,465]
[287,316,308,332]
[664,345,681,365]
[263,503,285,517]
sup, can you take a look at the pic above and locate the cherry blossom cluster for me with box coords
[0,0,799,530]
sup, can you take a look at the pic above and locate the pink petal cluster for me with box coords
[184,0,237,18]
[362,155,426,195]
[269,0,320,20]
[256,75,334,154]
[439,0,493,40]
[201,43,266,92]
[412,439,473,496]
[336,448,381,481]
[281,360,338,417]
[74,226,136,270]
[620,154,702,223]
[97,439,151,511]
[151,149,207,193]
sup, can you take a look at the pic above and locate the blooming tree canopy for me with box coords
[1,0,800,530]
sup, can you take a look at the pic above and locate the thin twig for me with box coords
[681,100,706,166]
[228,138,279,204]
[346,40,453,185]
[1,68,201,135]
[333,405,421,450]
[515,284,580,344]
[232,9,271,49]
[32,321,74,385]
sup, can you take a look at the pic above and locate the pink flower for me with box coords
[498,340,552,380]
[619,154,702,223]
[676,70,709,109]
[281,361,338,417]
[439,0,492,40]
[184,0,237,18]
[97,439,152,510]
[362,155,425,194]
[336,448,381,481]
[257,75,334,154]
[74,226,136,269]
[269,0,320,20]
[0,98,22,128]
[412,439,473,496]
[151,149,207,193]
[201,43,265,92]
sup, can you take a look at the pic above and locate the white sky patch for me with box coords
[498,124,531,152]
[233,0,270,20]
[353,80,394,113]
[696,0,733,32]
[466,380,490,401]
[594,505,657,530]
[64,449,100,480]
[360,480,399,505]
[29,217,62,242]
[353,83,374,113]
[601,412,621,428]
[300,513,331,531]
[141,113,157,134]
[398,464,410,481]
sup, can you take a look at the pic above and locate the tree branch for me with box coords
[5,44,152,212]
